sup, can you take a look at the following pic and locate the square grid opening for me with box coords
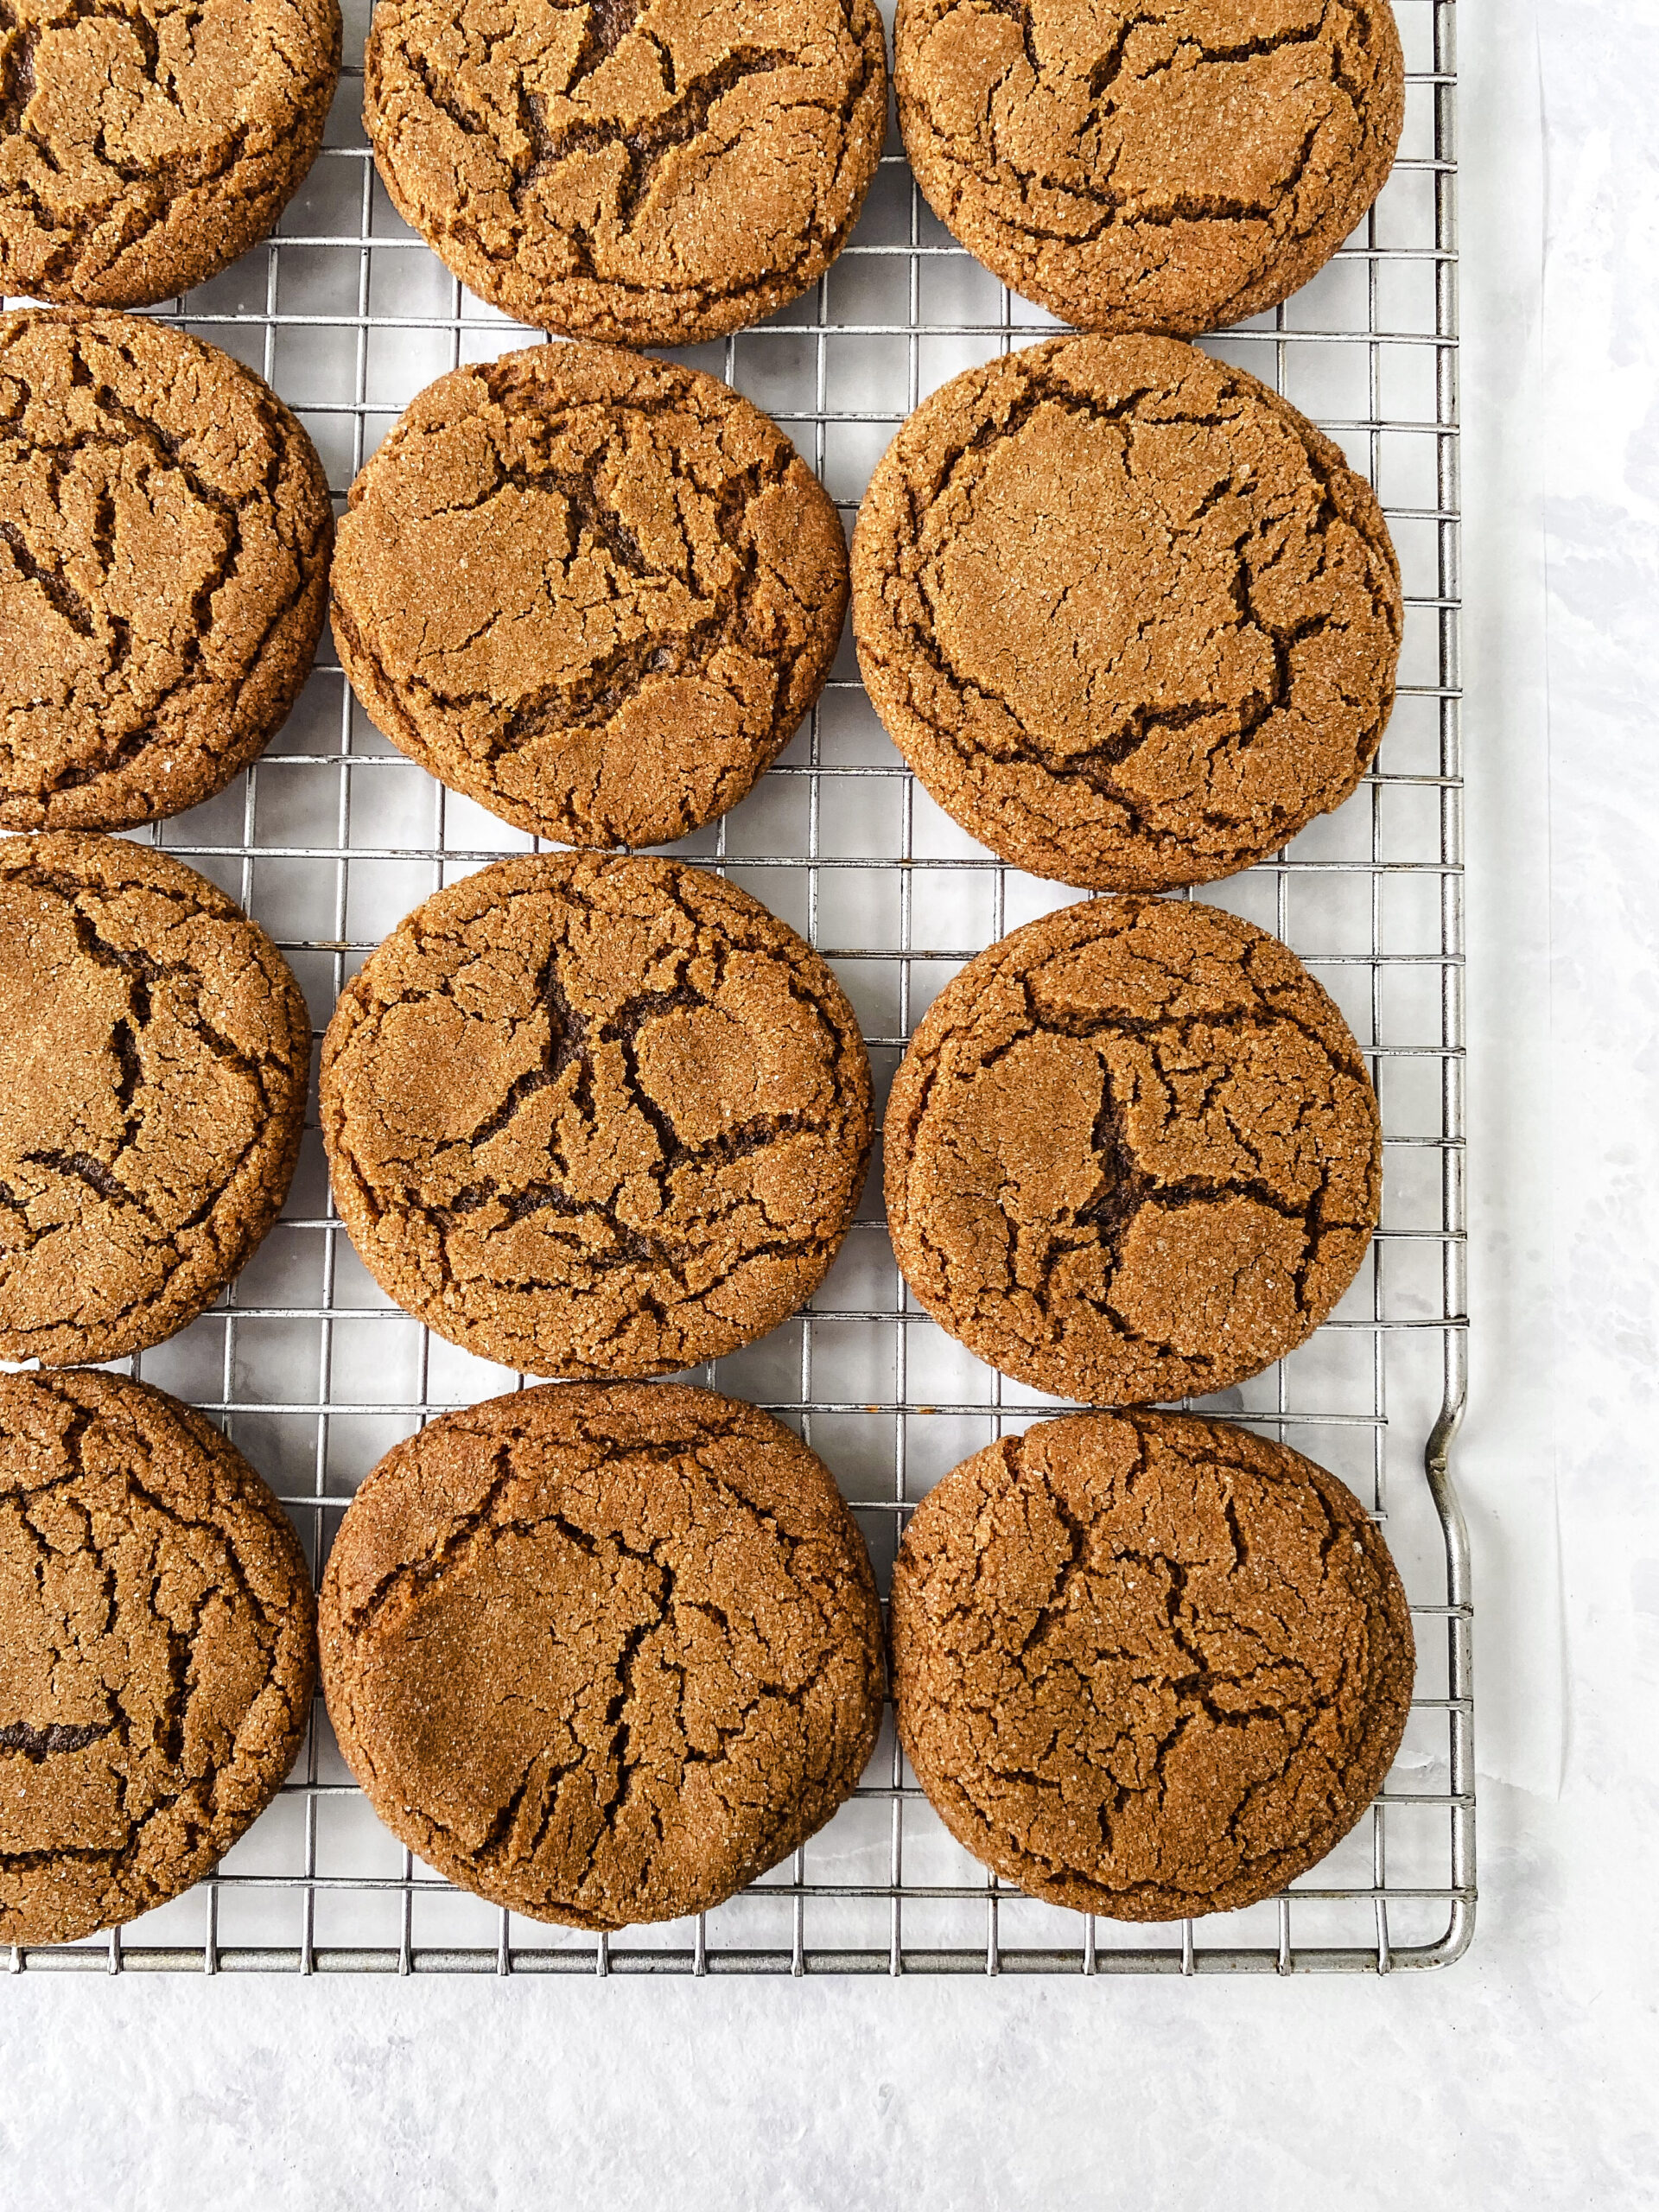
[6,0,1472,1977]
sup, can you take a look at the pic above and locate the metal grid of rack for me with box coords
[5,0,1472,1975]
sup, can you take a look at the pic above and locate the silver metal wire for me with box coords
[5,0,1471,1975]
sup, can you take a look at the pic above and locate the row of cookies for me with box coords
[2,2,1403,351]
[1,1363,1410,1946]
[3,307,1400,911]
[1,832,1375,1405]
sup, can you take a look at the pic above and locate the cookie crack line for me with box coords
[508,47,796,224]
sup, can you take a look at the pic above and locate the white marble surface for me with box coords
[4,6,1657,2202]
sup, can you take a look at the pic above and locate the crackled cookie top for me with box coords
[0,311,334,833]
[895,0,1404,335]
[890,1409,1414,1920]
[853,335,1402,892]
[884,895,1380,1404]
[332,345,849,850]
[0,0,340,308]
[364,0,888,346]
[0,1370,316,1948]
[321,1383,884,1928]
[0,835,311,1367]
[321,855,874,1378]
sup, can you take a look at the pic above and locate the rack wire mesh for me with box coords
[5,0,1472,1975]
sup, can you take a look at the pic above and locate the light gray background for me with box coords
[3,4,1655,2203]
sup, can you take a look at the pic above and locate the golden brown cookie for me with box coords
[894,0,1404,336]
[0,834,312,1367]
[884,894,1381,1404]
[0,1370,316,1948]
[331,343,848,850]
[363,0,888,347]
[0,0,341,308]
[890,1409,1414,1921]
[852,334,1402,892]
[0,310,335,833]
[320,1382,884,1929]
[321,854,873,1378]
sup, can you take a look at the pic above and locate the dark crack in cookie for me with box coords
[0,1370,316,1948]
[895,0,1404,336]
[884,894,1381,1405]
[0,310,334,833]
[321,1382,884,1929]
[364,0,888,347]
[332,344,849,850]
[890,1409,1414,1920]
[0,833,312,1366]
[320,855,874,1378]
[0,0,341,308]
[852,335,1402,892]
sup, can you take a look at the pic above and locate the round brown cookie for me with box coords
[885,894,1381,1404]
[0,310,335,833]
[0,0,341,308]
[853,334,1402,893]
[363,0,888,348]
[0,834,312,1367]
[889,1409,1414,1921]
[894,0,1404,337]
[320,854,873,1378]
[332,344,848,850]
[0,1370,316,1948]
[321,1382,883,1929]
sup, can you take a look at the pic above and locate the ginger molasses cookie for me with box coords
[364,0,887,347]
[321,854,873,1377]
[853,335,1402,892]
[0,1370,316,1948]
[0,311,334,833]
[321,1383,883,1929]
[332,344,847,850]
[890,1409,1414,1921]
[0,834,312,1367]
[0,0,341,308]
[885,894,1381,1405]
[895,0,1404,336]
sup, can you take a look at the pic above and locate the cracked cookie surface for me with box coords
[0,0,341,308]
[852,334,1402,892]
[321,1382,884,1928]
[0,832,312,1365]
[0,1370,316,1947]
[0,309,334,832]
[364,0,887,346]
[895,0,1403,335]
[320,854,874,1378]
[890,1408,1413,1919]
[884,894,1381,1404]
[332,344,848,849]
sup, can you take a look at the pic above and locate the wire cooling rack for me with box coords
[5,0,1471,1976]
